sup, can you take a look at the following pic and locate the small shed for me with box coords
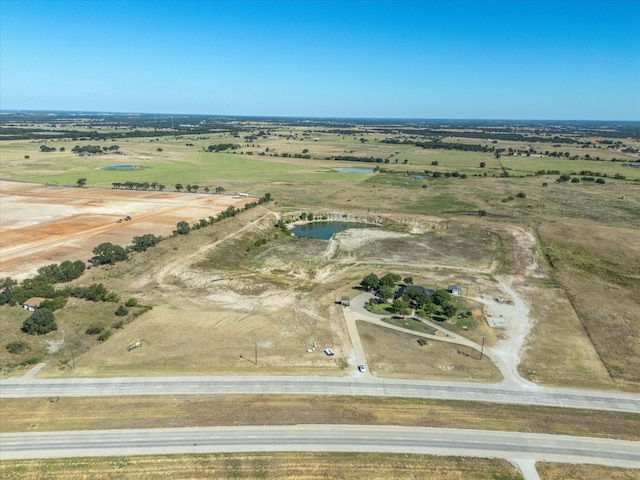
[341,296,350,307]
[447,285,462,296]
[23,297,46,311]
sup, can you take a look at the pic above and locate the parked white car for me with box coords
[358,364,366,372]
[324,348,334,356]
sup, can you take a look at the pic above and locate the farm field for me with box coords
[0,180,252,280]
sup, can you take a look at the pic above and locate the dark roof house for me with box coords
[395,285,435,299]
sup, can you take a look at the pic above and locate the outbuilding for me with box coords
[447,285,462,296]
[22,297,46,311]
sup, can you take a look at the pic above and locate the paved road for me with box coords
[2,375,639,413]
[2,425,639,468]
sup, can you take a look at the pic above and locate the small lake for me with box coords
[101,164,135,170]
[291,221,375,239]
[337,167,374,174]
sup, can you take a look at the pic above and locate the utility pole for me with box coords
[255,341,258,366]
[480,336,485,360]
[72,351,75,370]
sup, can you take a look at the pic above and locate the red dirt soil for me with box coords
[0,180,252,280]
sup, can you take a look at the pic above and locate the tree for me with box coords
[379,285,396,301]
[40,296,67,311]
[443,304,457,318]
[92,242,129,265]
[22,308,57,335]
[595,178,606,184]
[76,178,87,187]
[175,221,190,235]
[175,183,183,192]
[433,289,452,307]
[360,273,380,291]
[479,162,486,168]
[131,233,162,252]
[115,305,129,316]
[379,273,401,288]
[403,276,413,285]
[392,297,411,317]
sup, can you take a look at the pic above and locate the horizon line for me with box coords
[1,109,639,124]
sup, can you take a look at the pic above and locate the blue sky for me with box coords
[1,0,639,120]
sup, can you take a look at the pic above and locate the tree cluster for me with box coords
[206,143,240,152]
[359,273,457,319]
[34,260,85,284]
[112,182,166,191]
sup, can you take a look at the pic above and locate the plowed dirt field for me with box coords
[0,180,251,280]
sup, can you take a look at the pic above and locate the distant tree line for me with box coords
[205,143,240,152]
[174,192,272,235]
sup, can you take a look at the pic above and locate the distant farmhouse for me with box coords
[22,297,46,312]
[395,285,435,299]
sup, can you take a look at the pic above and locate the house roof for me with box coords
[395,285,435,299]
[23,297,47,307]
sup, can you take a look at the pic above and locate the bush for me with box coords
[6,340,30,354]
[516,192,526,198]
[112,320,124,329]
[97,330,112,342]
[595,178,606,184]
[22,309,57,335]
[85,325,103,335]
[115,305,129,316]
[40,296,67,311]
[125,298,138,307]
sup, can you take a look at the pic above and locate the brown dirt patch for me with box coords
[0,180,251,280]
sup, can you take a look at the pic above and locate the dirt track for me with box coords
[0,180,251,280]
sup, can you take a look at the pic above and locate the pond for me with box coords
[291,221,376,239]
[101,164,135,170]
[336,167,375,174]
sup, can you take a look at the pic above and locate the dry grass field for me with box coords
[0,453,524,480]
[3,395,638,440]
[357,322,502,382]
[536,463,640,480]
